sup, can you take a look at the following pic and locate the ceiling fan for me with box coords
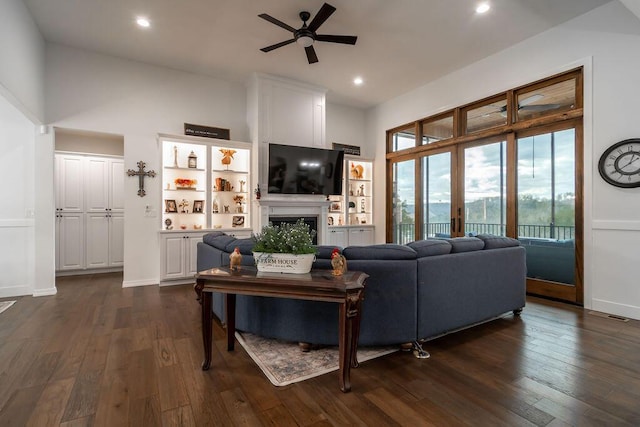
[258,3,357,64]
[498,94,561,116]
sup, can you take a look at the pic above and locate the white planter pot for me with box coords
[253,252,316,274]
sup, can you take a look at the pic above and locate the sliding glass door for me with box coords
[517,126,580,302]
[463,140,507,237]
[421,151,452,238]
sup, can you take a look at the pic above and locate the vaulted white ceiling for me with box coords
[23,0,613,109]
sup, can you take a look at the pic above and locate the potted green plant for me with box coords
[252,219,317,273]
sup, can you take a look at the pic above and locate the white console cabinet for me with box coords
[160,231,206,283]
[348,226,375,246]
[327,225,375,247]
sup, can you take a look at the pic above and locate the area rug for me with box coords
[0,300,16,315]
[235,331,398,386]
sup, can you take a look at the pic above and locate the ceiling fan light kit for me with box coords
[259,3,357,64]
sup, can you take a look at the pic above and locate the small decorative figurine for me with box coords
[350,163,363,179]
[220,149,236,169]
[173,145,178,167]
[239,180,246,193]
[331,248,347,276]
[229,247,242,271]
[254,184,261,199]
[233,195,244,213]
[178,199,189,213]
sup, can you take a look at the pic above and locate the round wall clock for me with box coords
[598,138,640,188]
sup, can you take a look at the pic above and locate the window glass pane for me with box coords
[392,159,415,244]
[422,153,451,238]
[464,142,506,236]
[553,130,576,237]
[517,79,576,121]
[517,129,576,285]
[391,126,415,151]
[465,97,507,134]
[422,115,453,144]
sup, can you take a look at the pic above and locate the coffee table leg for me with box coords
[351,289,364,369]
[225,294,236,351]
[200,287,212,370]
[338,302,352,392]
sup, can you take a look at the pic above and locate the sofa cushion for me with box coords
[316,245,341,259]
[476,234,521,249]
[438,236,485,253]
[343,244,417,260]
[225,238,255,255]
[407,239,452,257]
[203,233,236,251]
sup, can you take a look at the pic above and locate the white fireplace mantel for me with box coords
[257,197,331,245]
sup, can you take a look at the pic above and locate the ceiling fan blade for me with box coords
[258,13,296,33]
[305,45,319,64]
[315,34,357,45]
[307,3,336,32]
[519,104,561,111]
[260,39,295,52]
[518,94,544,107]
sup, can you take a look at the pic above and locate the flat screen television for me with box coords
[267,144,344,195]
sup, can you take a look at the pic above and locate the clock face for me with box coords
[598,138,640,188]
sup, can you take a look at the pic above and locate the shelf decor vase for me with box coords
[252,252,315,274]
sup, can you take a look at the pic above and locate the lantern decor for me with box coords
[188,151,198,168]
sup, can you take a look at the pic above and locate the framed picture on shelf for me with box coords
[330,201,342,212]
[192,200,204,213]
[232,215,245,228]
[165,199,177,213]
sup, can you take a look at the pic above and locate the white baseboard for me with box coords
[56,267,123,277]
[122,278,159,288]
[0,286,31,298]
[33,287,57,297]
[591,298,640,321]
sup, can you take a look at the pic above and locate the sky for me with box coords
[394,128,576,211]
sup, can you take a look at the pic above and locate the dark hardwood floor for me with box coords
[1,273,639,426]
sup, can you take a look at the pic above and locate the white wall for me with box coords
[0,0,45,122]
[0,0,52,298]
[366,1,640,319]
[46,44,248,286]
[0,94,35,297]
[326,102,369,157]
[55,129,124,156]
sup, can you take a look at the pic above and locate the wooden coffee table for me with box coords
[194,266,368,392]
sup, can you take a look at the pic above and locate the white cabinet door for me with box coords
[56,155,84,212]
[186,234,204,276]
[109,160,125,212]
[58,213,84,270]
[348,227,375,246]
[160,232,205,281]
[327,228,348,247]
[85,157,109,212]
[86,213,109,268]
[109,213,125,266]
[162,234,187,279]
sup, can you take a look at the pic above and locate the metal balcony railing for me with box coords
[393,222,575,245]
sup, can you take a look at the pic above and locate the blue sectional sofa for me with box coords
[196,232,526,347]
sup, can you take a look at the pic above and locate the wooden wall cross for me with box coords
[127,161,156,197]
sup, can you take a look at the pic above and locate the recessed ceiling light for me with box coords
[136,17,151,28]
[476,3,490,14]
[353,77,364,86]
